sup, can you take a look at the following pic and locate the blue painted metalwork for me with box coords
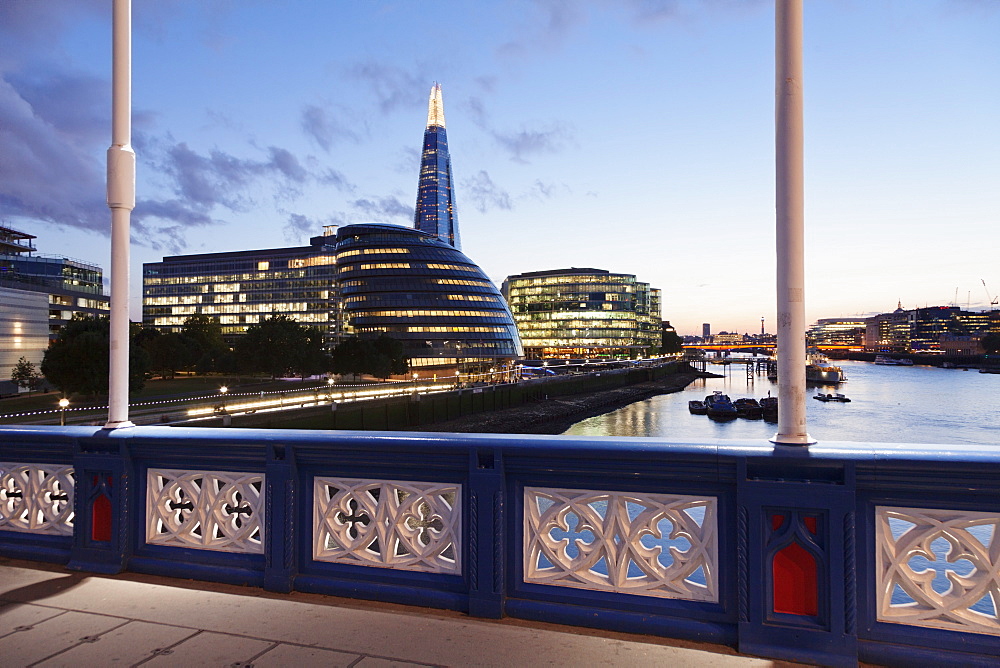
[2,425,999,666]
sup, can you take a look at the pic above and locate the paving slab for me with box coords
[140,630,273,667]
[0,560,793,667]
[354,658,436,668]
[35,620,198,667]
[0,609,125,666]
[250,643,360,667]
[0,603,68,639]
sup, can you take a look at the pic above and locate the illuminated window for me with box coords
[258,261,270,271]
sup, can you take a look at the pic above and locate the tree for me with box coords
[10,356,42,395]
[660,330,684,355]
[330,336,371,379]
[182,314,225,351]
[981,332,1000,355]
[331,334,409,380]
[294,327,331,379]
[371,333,410,379]
[141,331,200,379]
[182,315,231,373]
[41,315,149,397]
[235,315,321,379]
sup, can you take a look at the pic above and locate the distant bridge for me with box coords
[684,343,860,353]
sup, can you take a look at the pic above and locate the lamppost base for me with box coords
[104,420,136,429]
[769,432,816,446]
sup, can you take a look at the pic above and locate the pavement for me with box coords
[0,558,797,668]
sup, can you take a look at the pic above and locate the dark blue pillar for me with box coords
[67,435,131,574]
[263,443,297,593]
[468,449,505,618]
[736,456,857,667]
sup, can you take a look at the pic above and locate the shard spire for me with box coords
[426,82,446,128]
[414,83,460,249]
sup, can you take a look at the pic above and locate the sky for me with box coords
[1,0,997,336]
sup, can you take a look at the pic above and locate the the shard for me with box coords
[413,84,460,249]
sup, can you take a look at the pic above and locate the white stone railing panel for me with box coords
[0,463,74,535]
[313,477,461,574]
[146,468,264,554]
[524,487,718,602]
[877,505,999,635]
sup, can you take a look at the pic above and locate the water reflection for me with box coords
[565,360,1000,445]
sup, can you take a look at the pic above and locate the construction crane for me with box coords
[983,279,999,307]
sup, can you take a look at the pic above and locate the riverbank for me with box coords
[411,370,711,435]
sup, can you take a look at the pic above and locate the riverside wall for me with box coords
[187,361,703,433]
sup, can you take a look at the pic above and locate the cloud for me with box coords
[300,104,362,151]
[464,96,490,128]
[491,124,573,163]
[498,0,587,57]
[464,95,573,163]
[462,171,513,214]
[529,179,571,201]
[282,212,350,243]
[267,146,309,182]
[347,62,428,114]
[0,74,107,232]
[0,1,105,52]
[134,200,215,229]
[496,0,769,56]
[351,196,414,222]
[159,141,343,213]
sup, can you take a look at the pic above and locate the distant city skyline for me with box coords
[1,1,997,336]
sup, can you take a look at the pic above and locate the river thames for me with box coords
[565,359,1000,445]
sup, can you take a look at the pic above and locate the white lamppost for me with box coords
[772,0,814,445]
[59,398,70,426]
[106,0,135,429]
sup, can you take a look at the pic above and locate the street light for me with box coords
[218,385,230,426]
[58,398,69,426]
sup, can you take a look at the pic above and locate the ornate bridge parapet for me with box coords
[1,426,998,666]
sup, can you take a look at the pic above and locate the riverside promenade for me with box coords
[0,558,789,667]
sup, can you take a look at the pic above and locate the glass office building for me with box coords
[335,223,521,370]
[502,268,662,359]
[1,225,110,391]
[0,225,109,342]
[142,229,339,343]
[413,84,460,250]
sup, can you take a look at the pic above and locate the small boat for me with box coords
[874,355,913,366]
[688,400,708,415]
[704,392,738,419]
[733,398,763,419]
[814,393,851,403]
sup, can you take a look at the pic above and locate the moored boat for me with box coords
[733,397,763,419]
[688,400,708,415]
[767,352,846,384]
[806,363,847,383]
[704,391,738,419]
[814,392,851,403]
[874,355,912,366]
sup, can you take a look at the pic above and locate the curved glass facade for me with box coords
[502,268,661,359]
[336,224,521,369]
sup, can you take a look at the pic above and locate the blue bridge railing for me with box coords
[1,425,998,667]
